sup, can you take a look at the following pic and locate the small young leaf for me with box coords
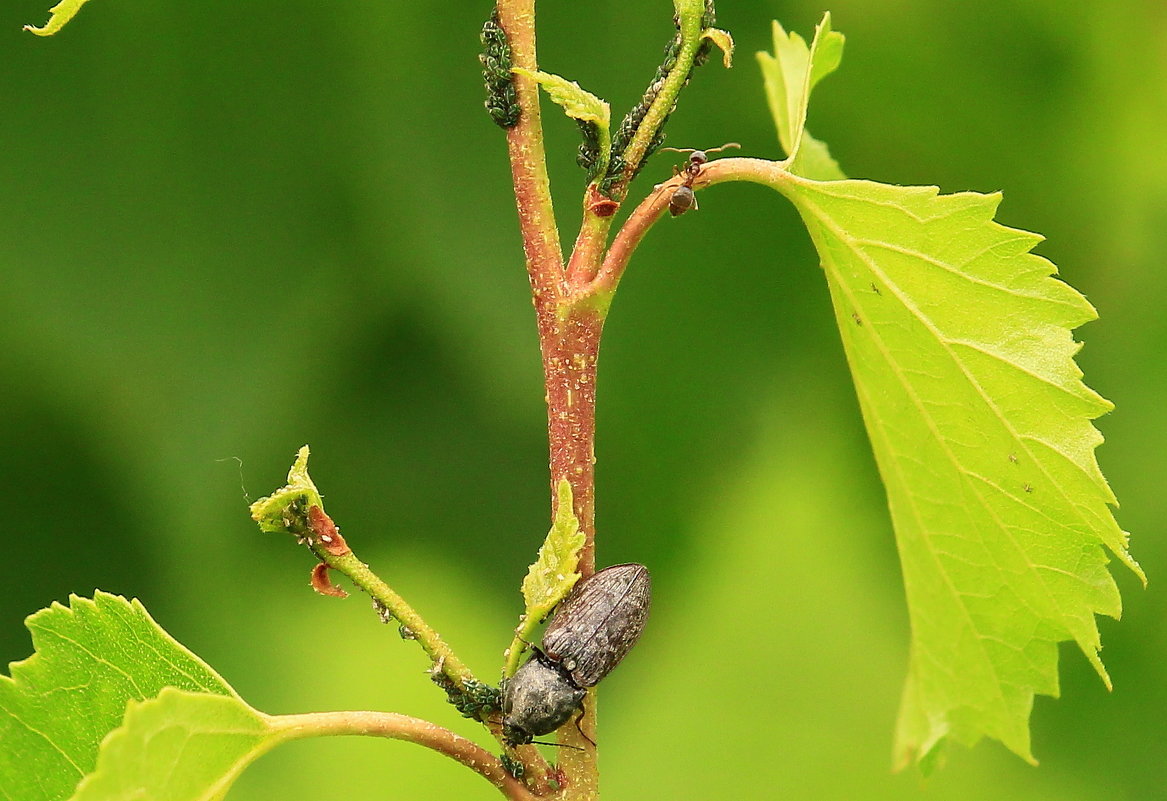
[249,444,324,534]
[67,689,278,801]
[521,479,585,615]
[23,0,93,36]
[770,172,1142,770]
[756,14,845,180]
[511,68,610,127]
[0,592,239,801]
[702,28,735,69]
[504,480,585,675]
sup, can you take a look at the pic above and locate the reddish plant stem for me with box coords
[592,158,780,296]
[540,285,608,799]
[565,213,610,288]
[497,1,565,292]
[272,710,539,801]
[591,181,674,296]
[493,1,593,787]
[496,0,602,577]
[539,303,604,577]
[494,8,768,799]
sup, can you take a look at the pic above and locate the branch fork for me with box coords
[252,2,750,797]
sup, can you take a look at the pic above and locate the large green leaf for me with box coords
[758,16,1142,772]
[67,689,277,801]
[774,173,1142,770]
[0,592,238,800]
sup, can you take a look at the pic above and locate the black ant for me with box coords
[657,142,740,216]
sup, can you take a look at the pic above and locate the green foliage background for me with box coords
[3,1,1163,798]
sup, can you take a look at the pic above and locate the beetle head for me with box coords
[502,655,586,744]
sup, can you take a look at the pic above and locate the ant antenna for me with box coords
[659,142,741,156]
[704,141,741,156]
[655,142,742,217]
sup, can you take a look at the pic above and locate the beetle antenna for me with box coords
[658,146,699,154]
[528,740,585,751]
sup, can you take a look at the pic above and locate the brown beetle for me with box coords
[502,563,651,745]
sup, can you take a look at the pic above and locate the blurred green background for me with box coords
[3,0,1164,798]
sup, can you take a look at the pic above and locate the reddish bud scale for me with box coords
[308,505,350,556]
[310,563,348,598]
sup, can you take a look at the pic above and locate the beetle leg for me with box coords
[572,704,597,748]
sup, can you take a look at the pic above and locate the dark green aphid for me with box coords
[502,563,651,746]
[600,39,679,195]
[432,671,502,720]
[499,752,525,779]
[600,0,720,195]
[480,8,520,128]
[576,119,605,183]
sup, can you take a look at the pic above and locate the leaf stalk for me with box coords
[270,710,541,801]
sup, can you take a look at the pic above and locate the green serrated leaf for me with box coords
[23,0,93,36]
[770,173,1142,769]
[511,68,609,127]
[67,689,276,801]
[521,479,584,615]
[756,14,846,180]
[504,480,585,676]
[702,28,735,68]
[0,592,239,801]
[249,445,324,534]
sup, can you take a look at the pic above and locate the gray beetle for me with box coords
[502,562,651,746]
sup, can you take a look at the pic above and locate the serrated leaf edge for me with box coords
[504,481,585,677]
[66,688,277,801]
[511,68,609,126]
[24,0,92,36]
[775,174,1141,766]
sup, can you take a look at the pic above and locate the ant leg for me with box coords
[648,179,677,208]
